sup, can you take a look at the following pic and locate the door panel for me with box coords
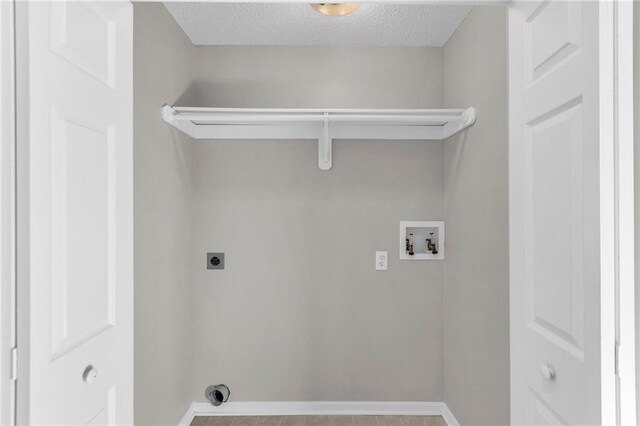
[24,1,132,424]
[509,1,607,424]
[529,390,568,425]
[50,107,116,360]
[527,100,584,357]
[526,1,582,83]
[49,1,116,88]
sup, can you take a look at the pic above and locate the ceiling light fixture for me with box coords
[311,3,361,17]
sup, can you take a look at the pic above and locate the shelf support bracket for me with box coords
[318,113,332,170]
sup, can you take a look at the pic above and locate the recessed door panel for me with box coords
[529,389,568,425]
[85,387,115,425]
[526,101,584,357]
[50,108,115,359]
[50,2,115,87]
[525,1,582,82]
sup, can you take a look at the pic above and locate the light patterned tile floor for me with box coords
[190,416,447,426]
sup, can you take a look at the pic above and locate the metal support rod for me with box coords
[169,113,465,125]
[171,106,466,115]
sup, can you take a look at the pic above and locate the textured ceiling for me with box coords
[163,3,473,47]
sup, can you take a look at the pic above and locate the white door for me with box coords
[509,1,616,425]
[22,1,133,424]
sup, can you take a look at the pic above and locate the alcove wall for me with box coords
[133,4,509,425]
[442,6,509,425]
[190,45,446,403]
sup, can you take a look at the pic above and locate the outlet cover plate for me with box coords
[376,251,388,271]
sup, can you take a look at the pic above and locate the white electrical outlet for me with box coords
[375,251,388,271]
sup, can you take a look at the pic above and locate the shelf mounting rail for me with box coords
[161,105,477,170]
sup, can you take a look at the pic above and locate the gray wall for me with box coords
[442,7,510,425]
[133,3,194,425]
[190,46,446,401]
[191,46,444,109]
[133,5,511,419]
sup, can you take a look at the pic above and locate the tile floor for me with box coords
[190,416,447,426]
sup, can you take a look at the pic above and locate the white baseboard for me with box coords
[179,401,460,426]
[178,402,196,426]
[440,404,460,426]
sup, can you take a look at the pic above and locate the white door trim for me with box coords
[606,1,636,423]
[0,1,17,425]
[14,1,29,423]
[598,1,636,424]
[598,1,618,424]
[614,2,637,422]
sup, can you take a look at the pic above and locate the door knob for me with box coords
[540,364,555,381]
[82,365,98,383]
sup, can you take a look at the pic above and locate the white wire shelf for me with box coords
[161,105,477,170]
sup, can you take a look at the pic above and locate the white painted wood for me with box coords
[597,3,617,422]
[606,1,637,423]
[399,221,445,261]
[22,1,133,424]
[178,402,196,426]
[183,401,458,425]
[161,105,477,170]
[0,1,16,425]
[439,405,460,426]
[509,1,616,424]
